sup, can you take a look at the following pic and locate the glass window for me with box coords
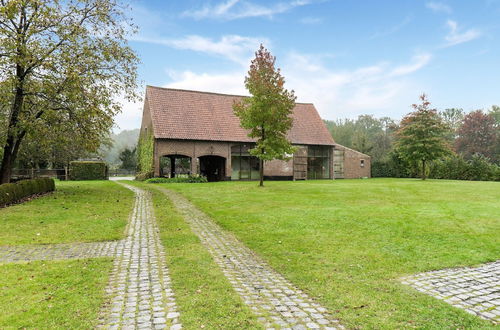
[231,144,260,180]
[231,156,241,180]
[307,146,330,179]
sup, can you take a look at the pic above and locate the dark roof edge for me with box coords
[154,136,334,146]
[145,85,315,106]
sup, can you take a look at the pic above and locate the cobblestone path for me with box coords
[0,241,122,263]
[0,183,181,330]
[401,260,500,324]
[97,183,181,329]
[159,187,342,330]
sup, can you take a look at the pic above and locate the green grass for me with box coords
[0,180,134,245]
[127,181,261,329]
[163,178,500,329]
[0,258,112,328]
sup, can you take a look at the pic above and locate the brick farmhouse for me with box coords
[140,86,370,181]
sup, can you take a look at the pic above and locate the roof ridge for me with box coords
[145,85,314,105]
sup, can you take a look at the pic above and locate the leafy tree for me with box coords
[0,0,139,183]
[455,110,498,163]
[233,45,296,187]
[439,108,464,142]
[489,105,500,163]
[119,147,136,170]
[395,94,451,180]
[489,105,500,124]
[325,115,396,162]
[352,131,373,154]
[324,118,356,147]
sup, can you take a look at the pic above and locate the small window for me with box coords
[360,159,365,167]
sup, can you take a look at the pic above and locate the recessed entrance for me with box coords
[199,156,225,182]
[159,155,191,178]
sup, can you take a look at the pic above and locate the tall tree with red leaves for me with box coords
[455,110,498,163]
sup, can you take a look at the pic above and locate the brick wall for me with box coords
[154,139,232,177]
[264,158,293,177]
[152,139,338,180]
[337,145,371,178]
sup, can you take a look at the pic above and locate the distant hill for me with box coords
[101,129,140,166]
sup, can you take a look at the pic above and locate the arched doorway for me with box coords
[199,156,226,182]
[160,155,191,178]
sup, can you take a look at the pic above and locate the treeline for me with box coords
[324,101,500,181]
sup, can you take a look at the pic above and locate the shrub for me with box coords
[145,175,208,184]
[371,152,413,178]
[429,154,500,181]
[135,171,154,181]
[0,178,55,207]
[69,161,108,180]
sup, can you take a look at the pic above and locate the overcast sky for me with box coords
[114,0,500,131]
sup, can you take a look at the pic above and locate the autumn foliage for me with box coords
[233,45,296,186]
[455,110,498,163]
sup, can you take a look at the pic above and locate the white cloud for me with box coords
[183,0,316,20]
[165,71,248,96]
[444,20,481,46]
[389,53,432,76]
[113,93,144,133]
[132,34,267,65]
[162,51,432,120]
[425,2,452,14]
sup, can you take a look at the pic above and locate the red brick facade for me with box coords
[140,86,370,181]
[152,138,335,180]
[333,144,371,179]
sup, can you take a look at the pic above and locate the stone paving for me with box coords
[401,260,500,324]
[0,183,181,330]
[159,187,343,330]
[97,183,181,329]
[0,240,122,263]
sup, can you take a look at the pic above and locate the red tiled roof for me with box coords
[146,86,335,146]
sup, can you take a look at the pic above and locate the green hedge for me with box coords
[0,178,55,207]
[69,161,108,180]
[429,154,500,181]
[145,175,208,184]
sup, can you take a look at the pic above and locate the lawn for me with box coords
[0,180,134,245]
[163,178,500,329]
[128,181,262,329]
[0,258,113,328]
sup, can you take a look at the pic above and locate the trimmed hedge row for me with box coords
[0,178,55,207]
[145,175,208,184]
[429,154,500,181]
[69,161,108,180]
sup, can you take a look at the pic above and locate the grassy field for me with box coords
[163,178,500,329]
[0,258,112,328]
[129,182,262,329]
[0,180,134,245]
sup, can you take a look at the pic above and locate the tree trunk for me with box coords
[0,148,14,184]
[422,159,426,180]
[0,81,26,184]
[259,158,264,187]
